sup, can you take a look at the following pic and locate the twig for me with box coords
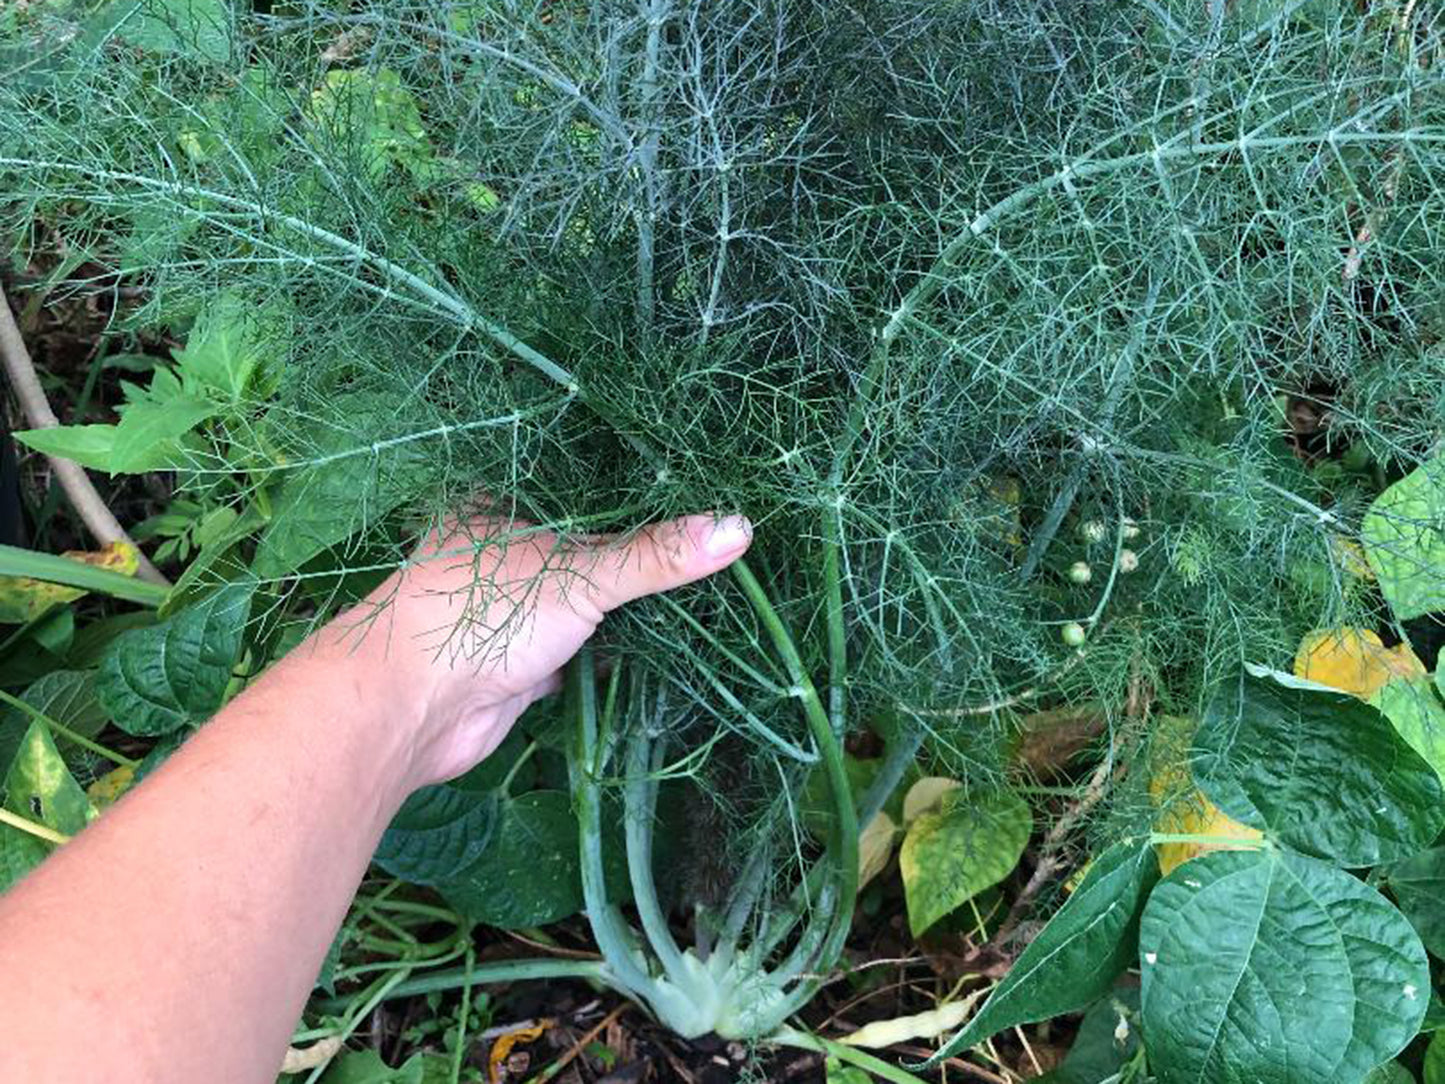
[0,284,168,586]
[523,1003,627,1084]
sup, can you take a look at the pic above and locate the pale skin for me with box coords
[0,511,752,1083]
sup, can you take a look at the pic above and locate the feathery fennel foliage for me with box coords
[3,0,1445,1051]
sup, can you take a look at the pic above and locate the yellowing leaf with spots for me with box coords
[0,542,141,624]
[87,765,135,810]
[1293,628,1424,700]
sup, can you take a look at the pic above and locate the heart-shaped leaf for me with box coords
[1140,849,1427,1084]
[1194,671,1443,866]
[98,579,256,735]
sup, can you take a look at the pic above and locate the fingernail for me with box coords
[697,514,752,558]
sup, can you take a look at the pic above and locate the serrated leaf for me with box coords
[97,580,255,736]
[439,790,583,928]
[109,395,218,472]
[1195,671,1444,866]
[252,394,423,580]
[171,291,271,402]
[1363,451,1445,622]
[918,841,1158,1066]
[12,424,117,472]
[1381,846,1445,959]
[899,787,1031,936]
[1140,849,1428,1084]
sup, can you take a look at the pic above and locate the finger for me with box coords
[577,513,752,612]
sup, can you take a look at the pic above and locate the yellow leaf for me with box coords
[0,542,142,624]
[87,765,135,810]
[901,776,961,823]
[1293,628,1425,699]
[488,1020,551,1084]
[858,811,897,891]
[1150,714,1261,876]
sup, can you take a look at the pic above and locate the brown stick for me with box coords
[0,284,168,586]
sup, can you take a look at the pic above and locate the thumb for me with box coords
[582,513,753,612]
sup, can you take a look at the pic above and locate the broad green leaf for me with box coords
[4,720,93,836]
[251,394,423,580]
[170,292,267,401]
[374,785,500,885]
[115,0,232,62]
[1140,849,1428,1084]
[320,1050,432,1084]
[1372,678,1445,782]
[1426,1030,1445,1084]
[97,580,256,736]
[440,791,584,928]
[825,1060,873,1084]
[1363,451,1445,621]
[12,424,117,472]
[899,787,1031,936]
[1033,990,1141,1084]
[0,669,110,772]
[109,395,218,473]
[1368,1062,1415,1084]
[0,827,47,894]
[1195,671,1444,866]
[918,841,1159,1066]
[1380,846,1445,959]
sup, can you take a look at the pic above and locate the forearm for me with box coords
[0,635,419,1083]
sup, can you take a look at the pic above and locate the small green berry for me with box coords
[1068,561,1093,584]
[1061,622,1087,646]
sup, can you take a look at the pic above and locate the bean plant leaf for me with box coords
[0,668,109,772]
[98,579,256,736]
[1139,849,1428,1084]
[1033,989,1141,1084]
[1380,847,1445,960]
[4,719,94,836]
[1368,1063,1416,1084]
[1363,451,1445,622]
[1426,1031,1445,1084]
[439,790,584,928]
[899,786,1030,936]
[374,786,501,885]
[1371,678,1445,783]
[1194,671,1444,866]
[918,841,1159,1066]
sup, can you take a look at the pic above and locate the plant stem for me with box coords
[0,689,140,769]
[0,285,168,586]
[568,650,655,998]
[0,807,68,845]
[770,1026,934,1084]
[0,543,170,606]
[311,958,615,1014]
[624,731,689,984]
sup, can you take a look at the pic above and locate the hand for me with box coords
[311,512,753,790]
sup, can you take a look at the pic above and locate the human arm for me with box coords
[0,513,751,1083]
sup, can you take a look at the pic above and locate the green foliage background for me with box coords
[2,0,1445,1073]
